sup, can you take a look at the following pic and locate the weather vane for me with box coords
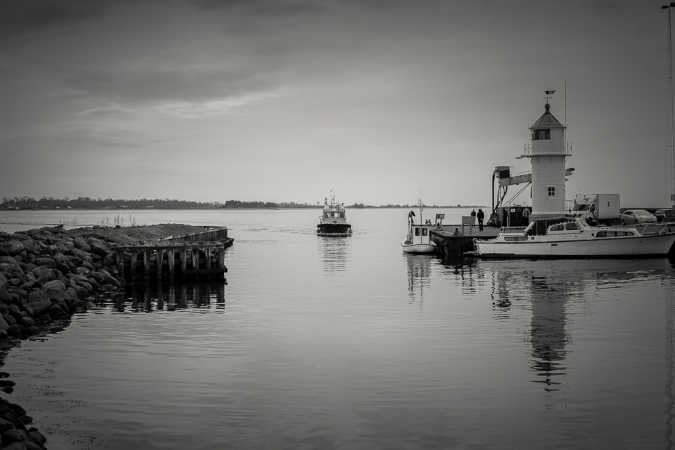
[545,89,556,105]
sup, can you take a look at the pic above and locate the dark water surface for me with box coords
[1,209,674,449]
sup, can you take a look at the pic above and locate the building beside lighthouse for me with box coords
[520,102,570,219]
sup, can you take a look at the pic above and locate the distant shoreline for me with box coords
[0,205,487,211]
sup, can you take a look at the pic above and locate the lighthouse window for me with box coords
[533,129,551,140]
[547,186,556,197]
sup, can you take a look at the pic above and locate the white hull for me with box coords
[478,233,675,258]
[401,242,437,254]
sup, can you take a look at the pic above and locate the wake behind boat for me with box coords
[317,194,352,237]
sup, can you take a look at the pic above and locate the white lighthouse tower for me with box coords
[521,98,570,218]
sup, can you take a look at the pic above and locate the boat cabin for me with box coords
[404,223,434,246]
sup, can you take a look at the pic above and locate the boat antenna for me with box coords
[564,80,567,128]
[418,199,423,225]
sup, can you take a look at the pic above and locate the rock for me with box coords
[2,428,26,442]
[8,287,26,300]
[27,429,46,446]
[26,290,51,316]
[30,267,54,283]
[19,316,34,327]
[0,261,24,279]
[1,240,25,256]
[25,441,43,450]
[75,266,90,276]
[0,380,15,389]
[63,287,78,308]
[0,416,14,432]
[73,237,91,252]
[34,257,55,268]
[0,313,10,336]
[48,303,69,318]
[18,238,35,253]
[0,285,10,303]
[0,256,17,267]
[8,304,21,318]
[53,253,72,271]
[87,238,110,257]
[43,280,66,302]
[18,416,32,425]
[4,442,28,450]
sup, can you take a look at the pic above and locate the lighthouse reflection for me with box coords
[488,259,670,393]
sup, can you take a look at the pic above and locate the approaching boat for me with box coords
[317,194,352,237]
[478,217,675,258]
[402,201,437,254]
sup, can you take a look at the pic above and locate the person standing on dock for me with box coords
[470,209,477,230]
[477,208,485,232]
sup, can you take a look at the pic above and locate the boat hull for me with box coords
[478,233,675,258]
[401,242,437,254]
[317,223,352,237]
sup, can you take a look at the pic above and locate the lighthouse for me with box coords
[521,100,570,218]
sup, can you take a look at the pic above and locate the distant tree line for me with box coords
[0,197,322,210]
[0,196,224,210]
[0,197,485,210]
[222,200,319,208]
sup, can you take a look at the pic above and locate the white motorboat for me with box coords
[402,201,438,254]
[317,193,352,237]
[478,217,675,258]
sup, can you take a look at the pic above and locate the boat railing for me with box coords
[501,226,527,234]
[637,223,675,235]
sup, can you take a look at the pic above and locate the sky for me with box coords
[0,0,673,207]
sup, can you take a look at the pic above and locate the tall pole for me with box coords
[666,4,675,210]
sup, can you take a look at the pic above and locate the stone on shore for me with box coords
[73,237,90,252]
[43,280,66,302]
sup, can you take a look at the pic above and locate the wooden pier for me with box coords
[430,225,500,260]
[114,227,233,284]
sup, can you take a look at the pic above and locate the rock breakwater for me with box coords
[0,223,216,449]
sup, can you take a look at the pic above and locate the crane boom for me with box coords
[497,168,574,187]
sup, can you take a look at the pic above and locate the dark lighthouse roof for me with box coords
[530,103,565,130]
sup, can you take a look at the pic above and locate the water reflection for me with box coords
[318,236,350,272]
[405,254,432,303]
[488,260,672,394]
[116,282,226,312]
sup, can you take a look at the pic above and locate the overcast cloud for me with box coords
[0,0,672,206]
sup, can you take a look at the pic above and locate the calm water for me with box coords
[1,209,674,450]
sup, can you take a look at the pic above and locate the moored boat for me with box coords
[402,201,438,254]
[478,217,675,258]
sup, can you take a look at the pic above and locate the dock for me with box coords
[113,227,233,284]
[430,225,499,259]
